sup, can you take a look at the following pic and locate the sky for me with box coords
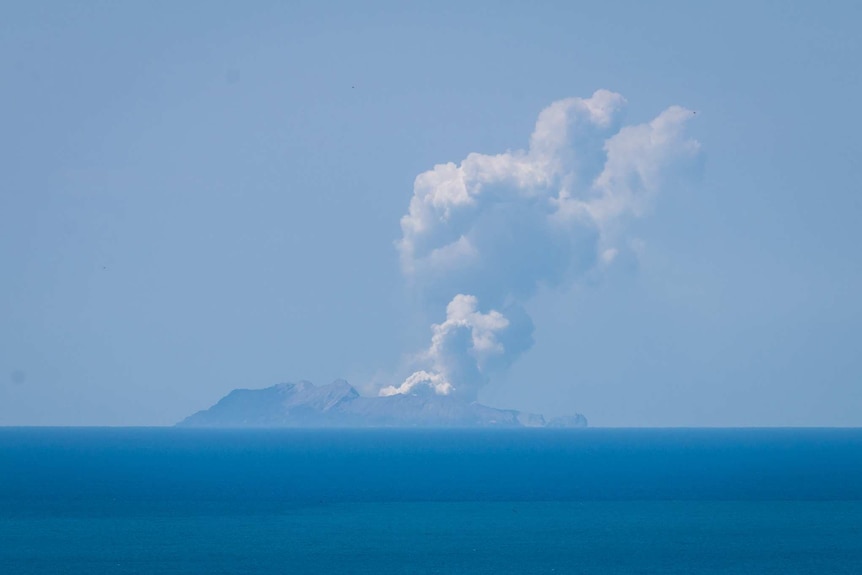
[1,1,861,427]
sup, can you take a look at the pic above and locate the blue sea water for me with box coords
[1,428,861,574]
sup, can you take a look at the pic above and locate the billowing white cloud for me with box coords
[379,370,453,397]
[379,295,533,400]
[385,90,700,398]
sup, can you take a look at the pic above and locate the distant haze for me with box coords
[1,3,861,426]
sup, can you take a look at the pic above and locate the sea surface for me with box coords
[1,428,861,574]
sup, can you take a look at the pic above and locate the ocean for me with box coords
[1,428,861,574]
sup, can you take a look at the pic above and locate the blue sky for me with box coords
[1,1,861,426]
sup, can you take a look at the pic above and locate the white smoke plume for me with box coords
[379,294,533,400]
[383,90,701,399]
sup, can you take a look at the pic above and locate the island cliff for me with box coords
[178,380,587,428]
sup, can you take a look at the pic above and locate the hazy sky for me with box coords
[2,1,861,426]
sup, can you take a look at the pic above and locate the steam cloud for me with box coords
[380,90,701,400]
